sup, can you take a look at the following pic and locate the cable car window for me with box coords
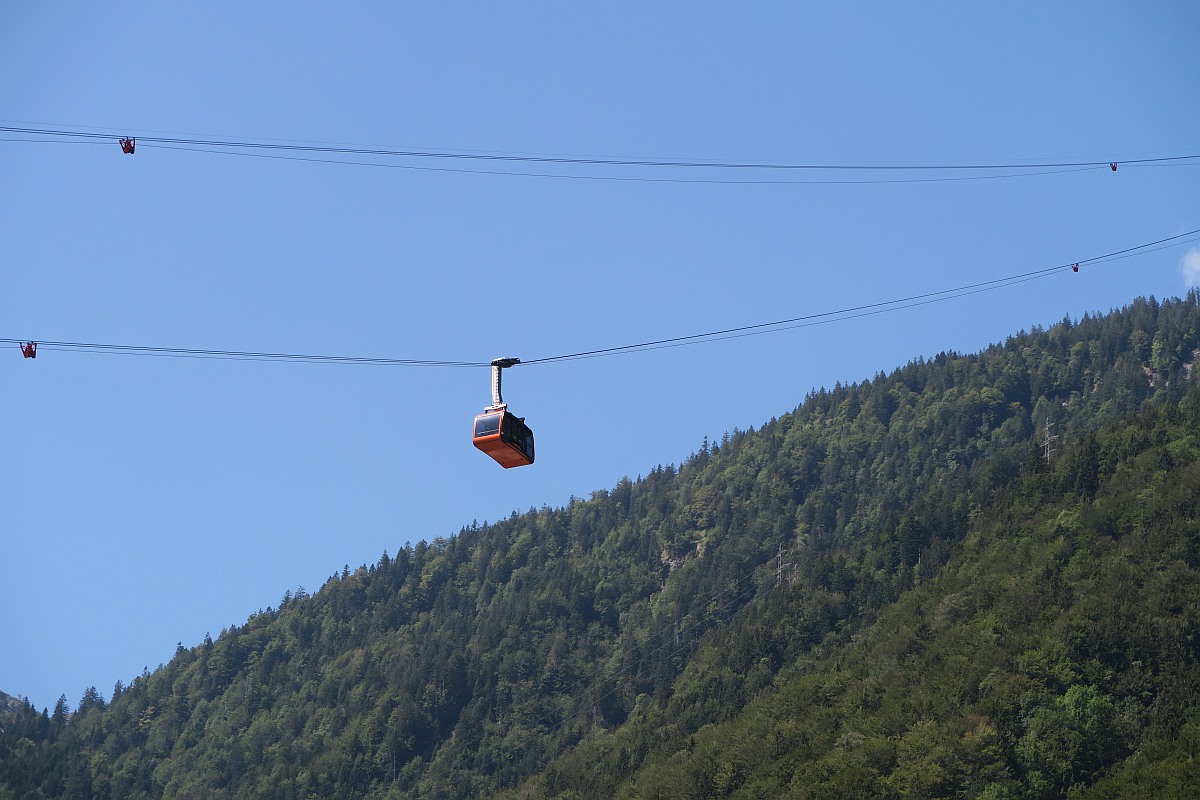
[501,412,519,445]
[475,414,501,437]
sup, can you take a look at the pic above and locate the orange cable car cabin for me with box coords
[472,357,535,468]
[473,408,535,468]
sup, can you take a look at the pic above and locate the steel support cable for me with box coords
[3,124,1198,173]
[135,143,1109,185]
[0,339,486,367]
[0,132,1122,186]
[3,134,1114,184]
[555,273,1061,365]
[6,228,1198,369]
[518,227,1200,366]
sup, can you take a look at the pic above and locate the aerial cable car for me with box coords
[119,137,136,155]
[472,357,535,468]
[20,342,37,359]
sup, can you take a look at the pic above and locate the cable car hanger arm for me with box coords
[490,357,520,407]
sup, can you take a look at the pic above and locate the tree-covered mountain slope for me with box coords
[514,376,1200,799]
[1,294,1198,800]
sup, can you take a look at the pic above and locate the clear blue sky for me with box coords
[3,3,1198,712]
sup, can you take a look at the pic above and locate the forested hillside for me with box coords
[515,352,1200,799]
[2,295,1198,800]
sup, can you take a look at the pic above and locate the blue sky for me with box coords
[3,3,1198,712]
